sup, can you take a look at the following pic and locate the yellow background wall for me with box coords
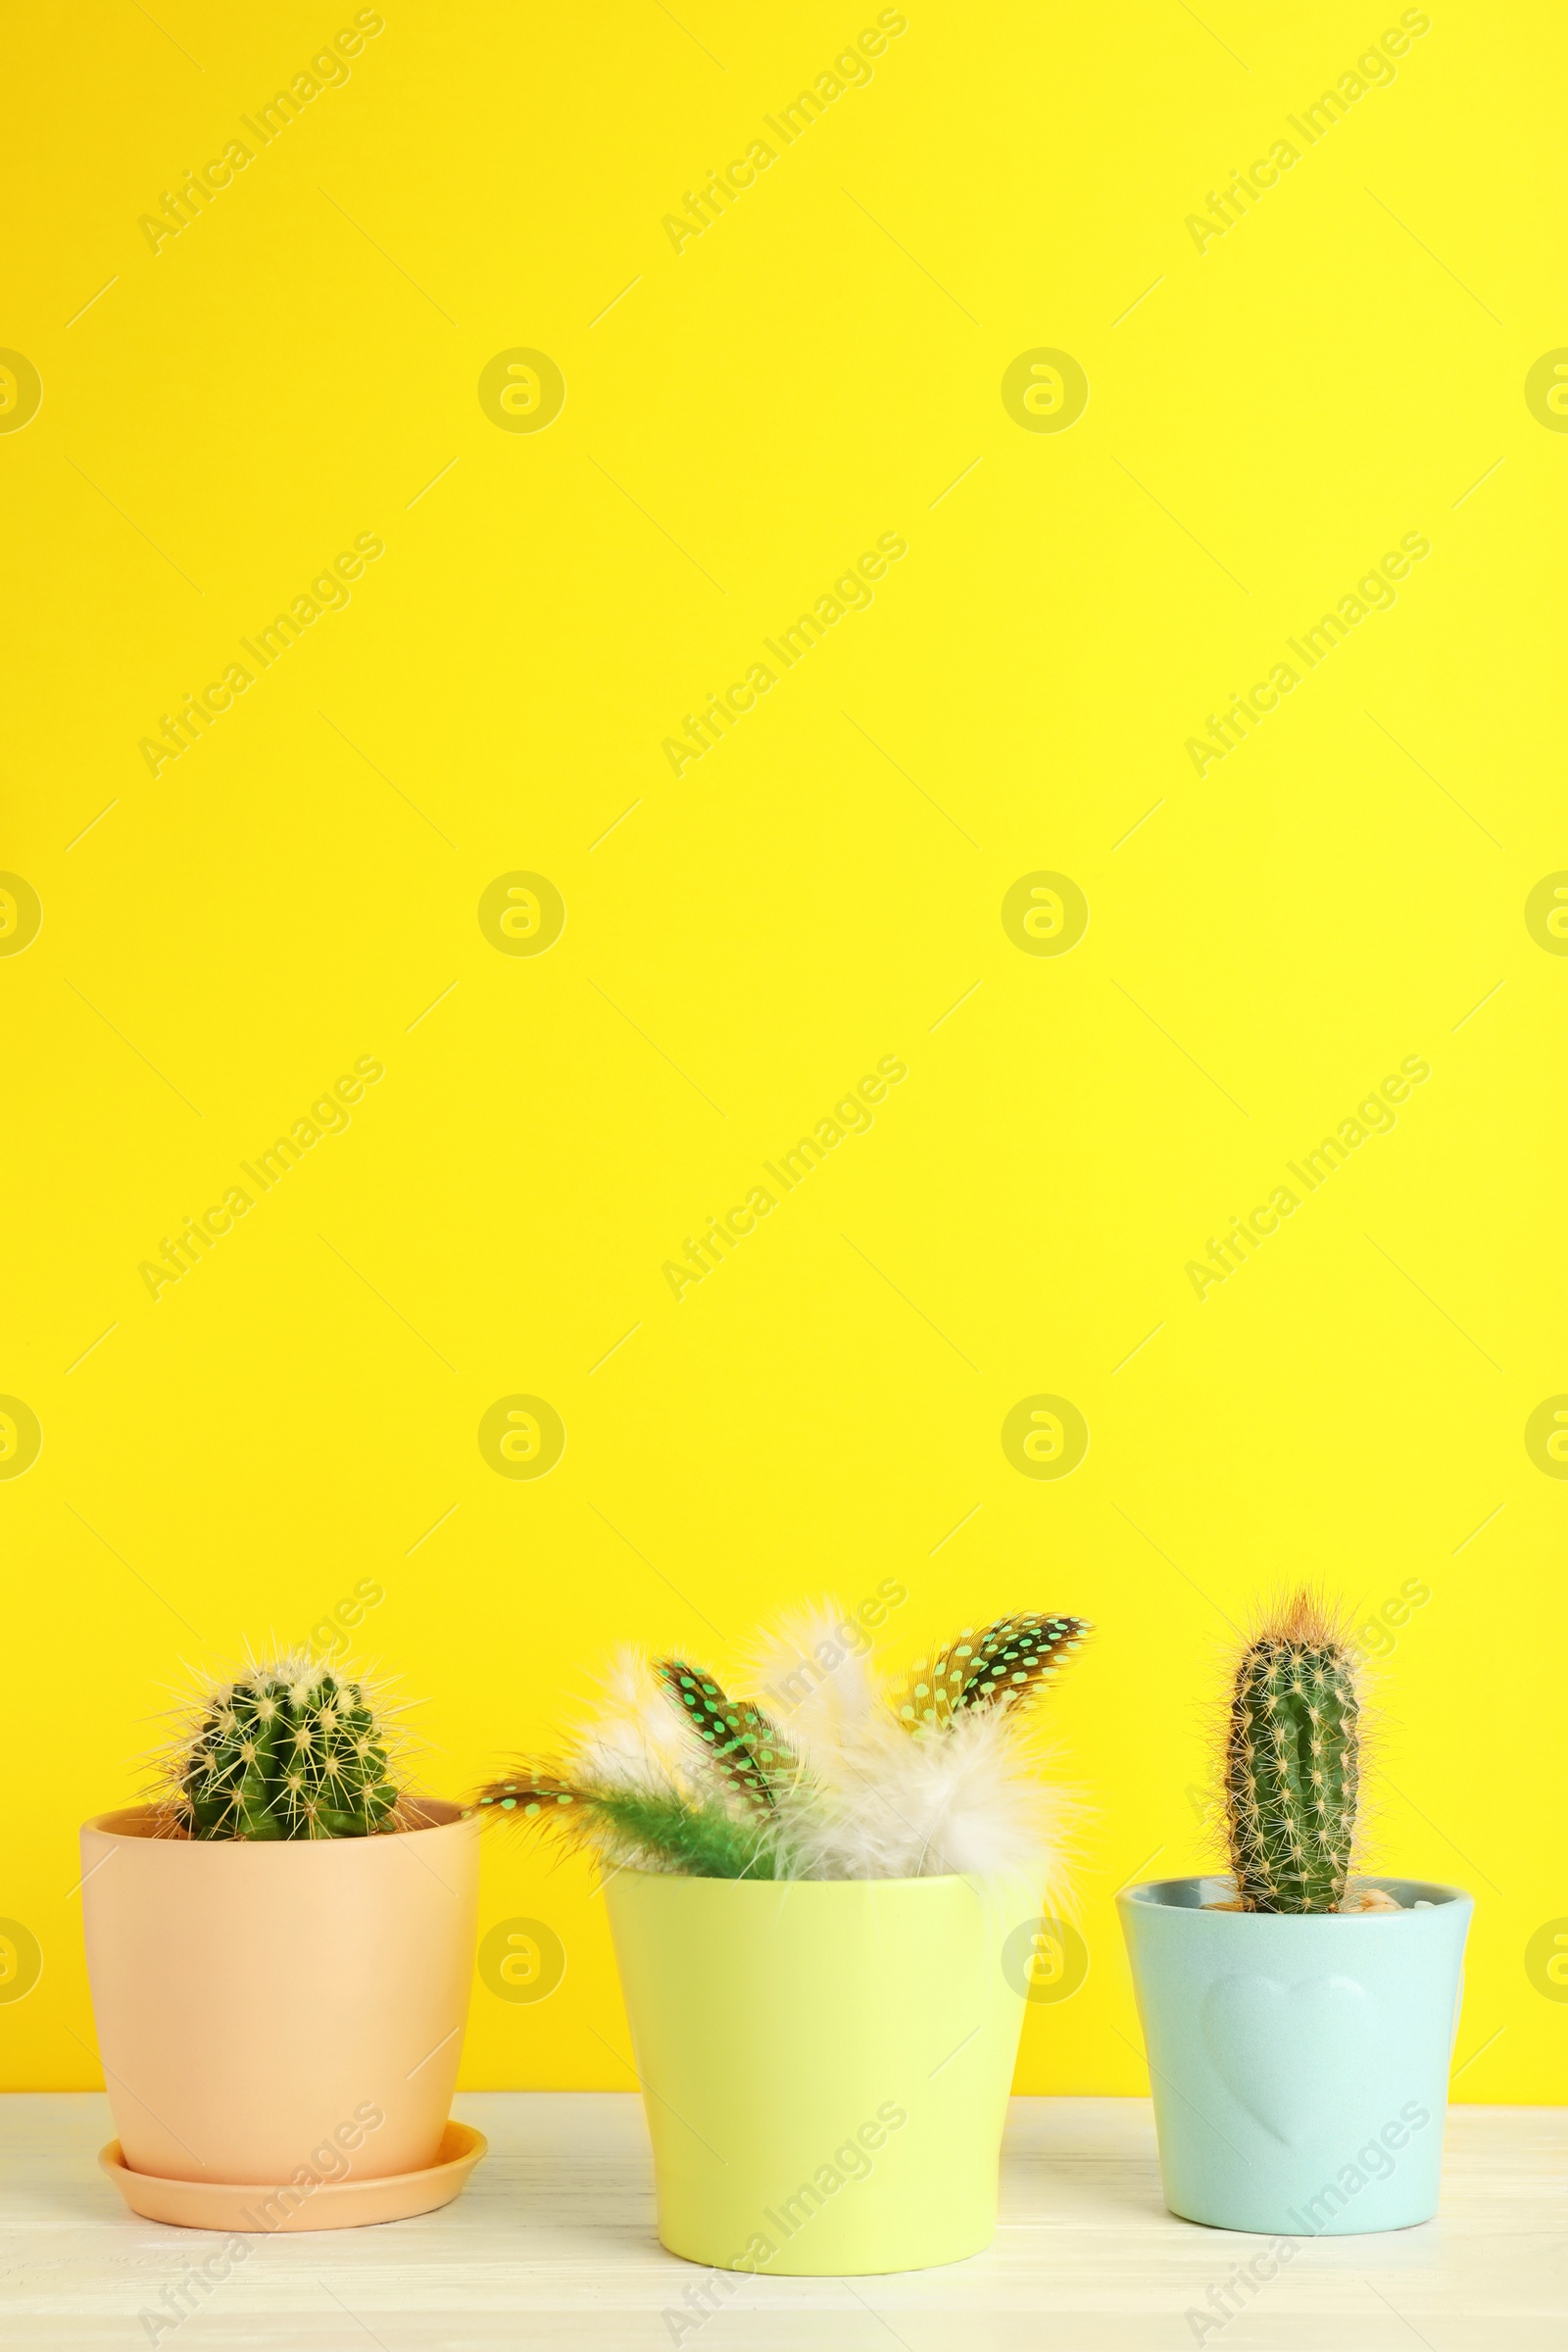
[2,0,1563,2102]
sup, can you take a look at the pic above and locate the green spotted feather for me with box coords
[897,1614,1091,1732]
[653,1660,799,1808]
[471,1606,1093,1880]
[471,1768,774,1879]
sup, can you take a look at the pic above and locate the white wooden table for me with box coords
[2,2094,1562,2347]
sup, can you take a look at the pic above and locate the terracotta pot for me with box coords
[80,1803,478,2188]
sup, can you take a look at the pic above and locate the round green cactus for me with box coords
[163,1653,404,1839]
[1224,1597,1360,1913]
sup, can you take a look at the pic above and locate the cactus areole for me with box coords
[1224,1602,1360,1913]
[173,1663,401,1839]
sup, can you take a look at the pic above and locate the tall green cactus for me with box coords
[165,1655,403,1839]
[1223,1597,1360,1912]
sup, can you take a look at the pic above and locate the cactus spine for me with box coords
[163,1653,403,1839]
[1224,1596,1360,1912]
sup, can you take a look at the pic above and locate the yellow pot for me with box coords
[604,1870,1035,2276]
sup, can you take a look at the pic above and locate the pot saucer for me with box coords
[98,2120,486,2232]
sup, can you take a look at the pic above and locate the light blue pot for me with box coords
[1117,1876,1471,2235]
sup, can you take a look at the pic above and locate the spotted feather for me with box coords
[653,1659,796,1808]
[897,1614,1091,1731]
[471,1772,581,1821]
[957,1614,1091,1712]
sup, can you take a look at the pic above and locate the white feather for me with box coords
[749,1603,883,1780]
[549,1604,1082,1896]
[564,1645,694,1796]
[754,1603,1077,1893]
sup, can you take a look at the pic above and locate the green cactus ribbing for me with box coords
[174,1660,401,1839]
[1224,1601,1360,1913]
